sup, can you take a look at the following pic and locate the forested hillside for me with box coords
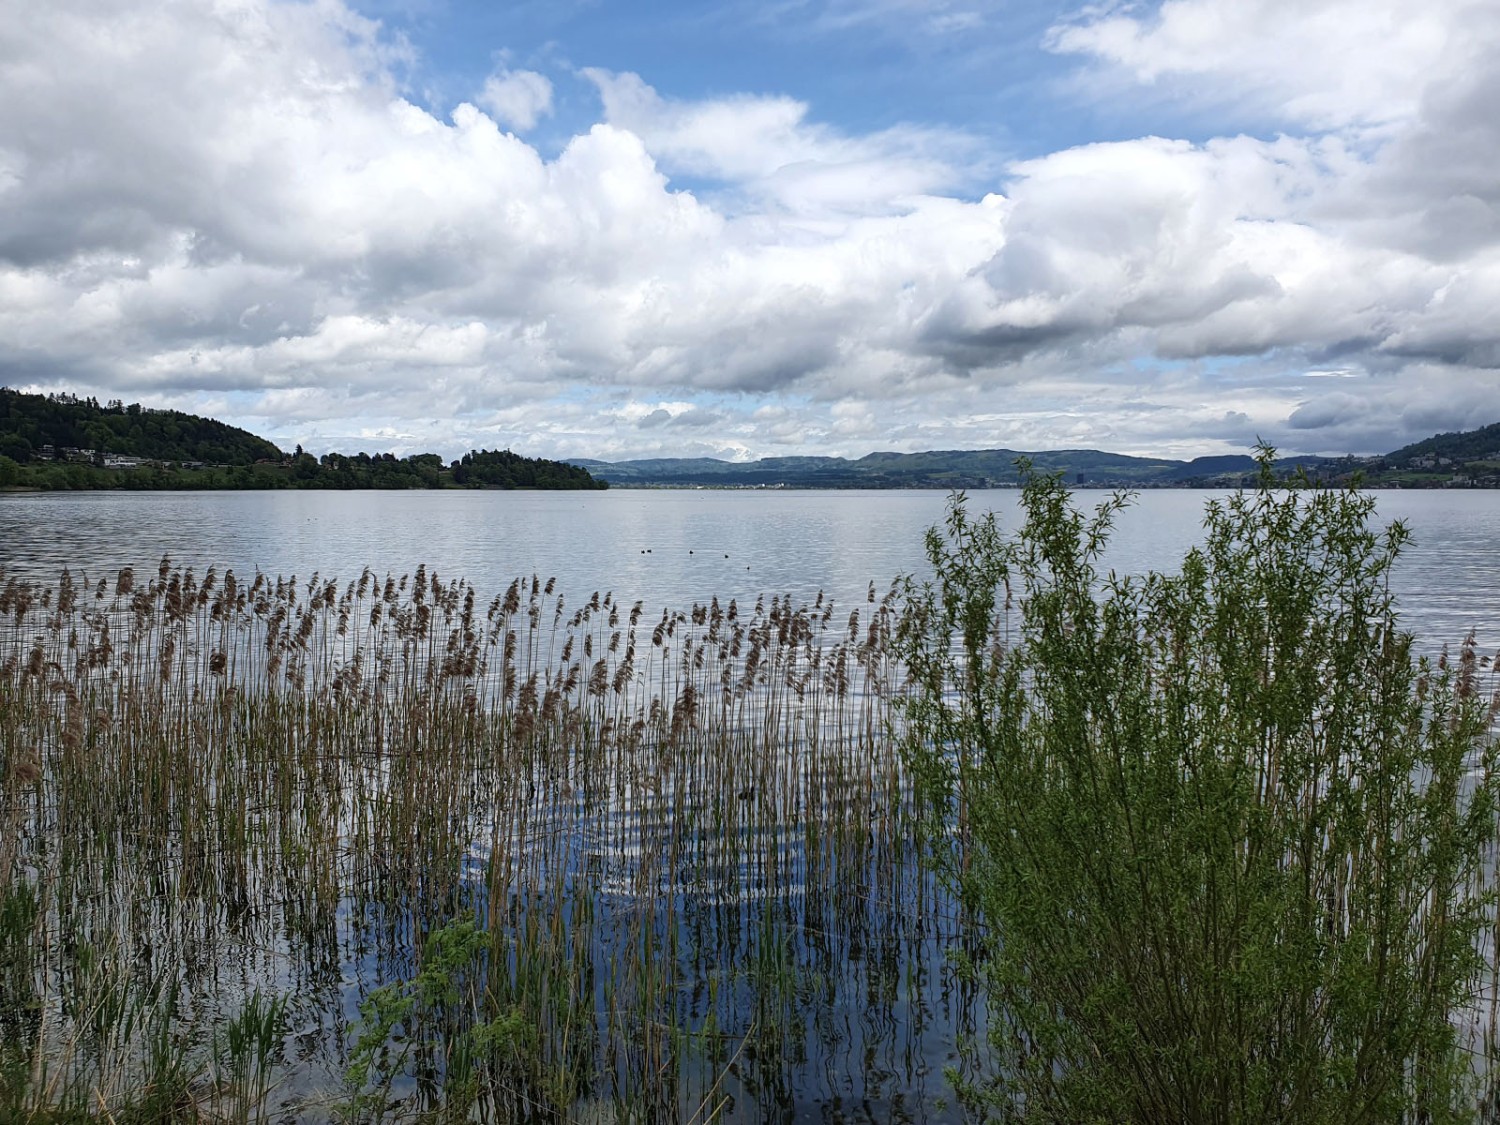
[1383,422,1500,468]
[0,388,282,464]
[8,384,1500,492]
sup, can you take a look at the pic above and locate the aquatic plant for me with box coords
[0,555,956,1121]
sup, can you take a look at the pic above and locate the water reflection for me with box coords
[5,488,1500,650]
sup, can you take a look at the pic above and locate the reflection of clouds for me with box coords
[4,490,1499,656]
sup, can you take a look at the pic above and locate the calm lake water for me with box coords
[1,487,1496,651]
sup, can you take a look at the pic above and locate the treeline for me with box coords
[292,449,605,490]
[0,388,606,491]
[0,449,606,492]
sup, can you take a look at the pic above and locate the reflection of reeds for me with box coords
[0,561,968,1121]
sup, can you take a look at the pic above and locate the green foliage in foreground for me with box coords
[899,451,1500,1122]
[343,916,539,1123]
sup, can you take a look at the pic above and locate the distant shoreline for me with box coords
[8,386,1500,492]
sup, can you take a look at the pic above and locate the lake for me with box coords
[2,486,1497,652]
[4,484,1500,1121]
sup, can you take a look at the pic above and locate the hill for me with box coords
[1379,422,1500,480]
[0,387,282,465]
[8,384,1499,492]
[0,388,607,491]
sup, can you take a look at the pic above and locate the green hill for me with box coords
[1383,422,1500,469]
[8,383,1498,492]
[0,387,282,465]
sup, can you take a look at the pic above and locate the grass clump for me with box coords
[343,915,541,1122]
[899,449,1500,1122]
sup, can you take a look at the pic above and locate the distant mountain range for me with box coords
[570,423,1500,489]
[573,424,1500,489]
[568,449,1350,489]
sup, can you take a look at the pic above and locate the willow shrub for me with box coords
[899,454,1500,1123]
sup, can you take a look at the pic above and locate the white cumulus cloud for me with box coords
[477,68,553,132]
[1047,0,1491,132]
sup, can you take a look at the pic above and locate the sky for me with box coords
[1,0,1497,462]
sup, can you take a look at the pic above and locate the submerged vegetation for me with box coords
[3,456,1500,1121]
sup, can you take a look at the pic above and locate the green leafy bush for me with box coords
[899,452,1500,1122]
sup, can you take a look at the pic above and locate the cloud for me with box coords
[924,135,1380,364]
[754,0,993,38]
[477,69,553,132]
[582,68,977,213]
[1046,0,1485,132]
[0,0,1497,463]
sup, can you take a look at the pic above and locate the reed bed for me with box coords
[0,561,975,1123]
